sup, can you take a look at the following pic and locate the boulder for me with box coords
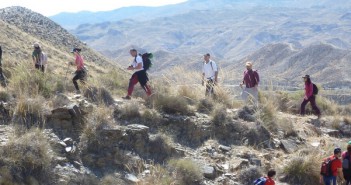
[203,165,216,179]
[280,139,299,154]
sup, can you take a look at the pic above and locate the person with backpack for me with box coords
[122,48,152,100]
[320,147,344,185]
[342,141,351,185]
[32,43,47,72]
[253,169,276,185]
[300,75,321,118]
[240,61,259,105]
[202,53,218,97]
[70,47,86,94]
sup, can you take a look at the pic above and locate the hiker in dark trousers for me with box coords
[202,53,218,97]
[71,47,86,94]
[320,148,344,185]
[32,43,45,72]
[300,75,321,118]
[342,141,351,185]
[123,49,152,100]
[240,61,259,105]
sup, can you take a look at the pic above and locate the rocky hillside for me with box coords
[0,6,111,65]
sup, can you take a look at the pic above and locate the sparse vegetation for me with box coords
[282,152,321,184]
[168,158,203,185]
[0,129,54,184]
[238,166,262,185]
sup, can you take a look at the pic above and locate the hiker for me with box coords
[253,169,276,185]
[32,43,47,72]
[320,147,344,185]
[300,75,321,118]
[240,61,259,105]
[122,48,152,100]
[71,47,86,94]
[202,53,218,97]
[342,141,351,185]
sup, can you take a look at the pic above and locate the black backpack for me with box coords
[141,53,153,71]
[313,83,318,95]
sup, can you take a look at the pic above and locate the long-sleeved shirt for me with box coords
[75,54,84,71]
[305,82,313,98]
[243,69,259,88]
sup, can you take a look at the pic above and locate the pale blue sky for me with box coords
[0,0,187,16]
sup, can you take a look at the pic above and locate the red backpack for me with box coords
[320,156,336,176]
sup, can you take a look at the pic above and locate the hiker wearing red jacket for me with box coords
[320,148,344,185]
[300,75,321,118]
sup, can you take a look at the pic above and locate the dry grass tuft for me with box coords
[80,107,115,150]
[168,158,203,185]
[12,96,46,128]
[152,94,193,115]
[142,164,175,185]
[84,86,115,106]
[211,104,228,125]
[117,101,141,119]
[282,151,321,184]
[0,129,54,184]
[238,166,262,185]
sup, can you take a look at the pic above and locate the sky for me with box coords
[0,0,188,16]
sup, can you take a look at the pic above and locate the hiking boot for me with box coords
[122,96,131,100]
[317,114,322,119]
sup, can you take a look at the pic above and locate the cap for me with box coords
[302,75,310,78]
[71,47,81,53]
[334,147,342,154]
[246,62,253,67]
[204,53,210,57]
[130,48,137,52]
[33,43,40,48]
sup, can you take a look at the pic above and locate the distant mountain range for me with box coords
[49,0,351,87]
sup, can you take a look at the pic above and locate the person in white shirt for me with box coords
[202,53,218,97]
[122,48,152,100]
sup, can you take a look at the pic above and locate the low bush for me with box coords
[0,129,54,184]
[168,158,202,185]
[238,166,262,185]
[282,153,320,184]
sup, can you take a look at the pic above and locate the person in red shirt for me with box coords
[321,148,344,185]
[265,169,276,185]
[71,47,86,94]
[300,75,321,118]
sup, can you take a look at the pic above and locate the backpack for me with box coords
[320,156,336,176]
[253,177,266,185]
[141,53,153,71]
[342,152,351,170]
[40,52,48,65]
[312,83,318,95]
